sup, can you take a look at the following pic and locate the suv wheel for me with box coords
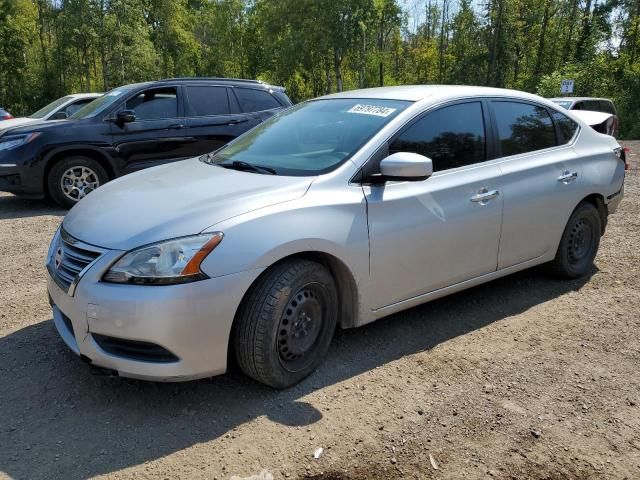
[234,259,338,389]
[48,156,108,208]
[551,202,602,278]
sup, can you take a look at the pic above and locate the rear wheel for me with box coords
[551,202,601,278]
[233,259,338,389]
[48,156,108,208]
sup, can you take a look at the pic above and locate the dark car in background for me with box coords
[0,78,292,207]
[0,108,12,120]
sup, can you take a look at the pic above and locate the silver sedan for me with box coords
[46,86,626,388]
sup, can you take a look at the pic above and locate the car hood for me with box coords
[63,158,314,251]
[0,117,39,134]
[0,118,71,136]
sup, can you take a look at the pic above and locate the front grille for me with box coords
[92,334,180,363]
[49,229,102,293]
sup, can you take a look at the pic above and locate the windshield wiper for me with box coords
[220,160,277,175]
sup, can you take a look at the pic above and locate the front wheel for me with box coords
[233,259,338,389]
[551,202,602,279]
[48,156,109,208]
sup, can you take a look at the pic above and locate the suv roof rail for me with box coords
[156,77,269,85]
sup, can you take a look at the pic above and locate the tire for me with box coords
[233,259,338,389]
[48,156,109,208]
[551,202,602,279]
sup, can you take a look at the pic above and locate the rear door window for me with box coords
[126,87,178,120]
[389,102,486,172]
[492,101,556,156]
[234,88,281,113]
[185,86,230,116]
[551,110,579,144]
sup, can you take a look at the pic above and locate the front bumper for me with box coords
[0,161,45,197]
[47,258,263,381]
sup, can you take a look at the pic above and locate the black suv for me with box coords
[0,78,292,207]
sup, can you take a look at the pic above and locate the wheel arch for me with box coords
[579,193,607,235]
[43,146,117,196]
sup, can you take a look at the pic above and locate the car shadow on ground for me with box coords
[0,266,594,480]
[0,194,65,220]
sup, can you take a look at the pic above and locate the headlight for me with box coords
[103,233,223,285]
[0,132,42,151]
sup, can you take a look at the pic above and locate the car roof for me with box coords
[154,77,285,90]
[318,85,552,103]
[67,93,103,99]
[549,97,614,103]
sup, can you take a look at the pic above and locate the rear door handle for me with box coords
[168,123,185,130]
[470,188,499,204]
[557,170,578,184]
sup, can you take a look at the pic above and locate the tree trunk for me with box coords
[334,50,343,92]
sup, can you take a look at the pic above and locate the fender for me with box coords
[41,143,122,181]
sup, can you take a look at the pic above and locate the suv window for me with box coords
[234,88,281,112]
[551,110,579,144]
[64,99,94,117]
[492,101,556,156]
[598,100,616,115]
[389,102,486,172]
[126,87,178,120]
[185,86,230,116]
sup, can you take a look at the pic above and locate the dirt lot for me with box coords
[1,143,639,480]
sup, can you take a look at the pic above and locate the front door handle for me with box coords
[470,188,500,204]
[227,119,249,126]
[167,123,185,130]
[557,170,578,184]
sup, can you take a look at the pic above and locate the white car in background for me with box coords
[549,97,619,137]
[0,93,101,132]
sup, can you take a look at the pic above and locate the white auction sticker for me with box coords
[347,104,396,117]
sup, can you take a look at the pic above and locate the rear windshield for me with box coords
[203,98,411,176]
[550,100,572,109]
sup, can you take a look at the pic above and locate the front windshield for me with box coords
[70,88,130,119]
[29,96,73,119]
[203,98,411,176]
[551,100,572,109]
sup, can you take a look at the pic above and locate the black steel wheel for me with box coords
[234,259,338,389]
[551,202,601,279]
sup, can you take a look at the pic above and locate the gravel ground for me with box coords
[0,143,639,480]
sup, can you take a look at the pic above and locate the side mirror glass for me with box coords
[51,111,68,120]
[117,110,136,124]
[379,152,433,181]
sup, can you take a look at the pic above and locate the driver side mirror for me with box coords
[51,111,68,120]
[116,110,136,124]
[378,152,433,182]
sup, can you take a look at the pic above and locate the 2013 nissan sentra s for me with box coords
[46,86,626,388]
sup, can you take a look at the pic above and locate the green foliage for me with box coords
[0,0,639,137]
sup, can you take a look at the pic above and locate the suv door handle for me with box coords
[167,123,185,130]
[557,170,578,184]
[227,119,249,126]
[470,188,499,204]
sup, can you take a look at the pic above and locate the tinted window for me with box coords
[185,86,230,116]
[599,100,616,115]
[584,100,602,111]
[126,87,177,120]
[235,88,281,112]
[389,102,486,172]
[493,101,556,156]
[572,102,585,110]
[551,110,579,144]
